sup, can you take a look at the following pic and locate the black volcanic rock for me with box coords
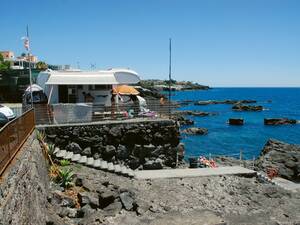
[171,115,194,126]
[181,127,208,135]
[194,99,256,106]
[255,139,300,182]
[173,110,218,117]
[65,142,82,154]
[228,118,244,125]
[232,104,263,111]
[264,118,297,125]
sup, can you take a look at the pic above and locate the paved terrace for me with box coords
[134,166,300,193]
[134,166,256,179]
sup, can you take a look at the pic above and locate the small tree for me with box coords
[0,54,10,72]
[36,61,48,70]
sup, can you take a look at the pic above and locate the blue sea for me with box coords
[171,88,300,159]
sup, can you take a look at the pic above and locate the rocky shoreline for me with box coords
[2,133,299,225]
[42,137,300,225]
[46,164,300,225]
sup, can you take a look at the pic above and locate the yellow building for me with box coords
[26,54,38,63]
[16,54,38,63]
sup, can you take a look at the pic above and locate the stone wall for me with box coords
[40,120,184,169]
[0,134,49,225]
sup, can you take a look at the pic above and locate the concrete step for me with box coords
[120,166,129,176]
[114,164,121,174]
[93,159,101,168]
[71,154,81,162]
[78,156,87,164]
[86,157,94,166]
[101,161,108,170]
[127,169,135,178]
[56,150,67,158]
[54,150,132,178]
[107,162,115,172]
[54,147,60,155]
[65,151,73,160]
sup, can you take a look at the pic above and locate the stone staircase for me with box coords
[53,148,135,178]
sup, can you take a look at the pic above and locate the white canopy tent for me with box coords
[37,68,141,105]
[25,84,43,92]
[45,68,140,85]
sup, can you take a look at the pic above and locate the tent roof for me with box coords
[25,84,44,92]
[45,69,140,85]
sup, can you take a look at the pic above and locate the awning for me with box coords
[45,69,140,85]
[113,85,140,95]
[46,72,118,85]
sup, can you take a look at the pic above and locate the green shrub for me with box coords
[60,159,70,167]
[36,130,46,142]
[58,168,74,188]
[47,144,55,156]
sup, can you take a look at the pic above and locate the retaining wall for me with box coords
[0,134,49,225]
[40,119,184,169]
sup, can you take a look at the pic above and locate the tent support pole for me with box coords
[48,85,53,105]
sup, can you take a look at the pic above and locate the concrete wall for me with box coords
[40,119,184,169]
[0,134,49,225]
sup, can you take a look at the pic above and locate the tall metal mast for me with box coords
[168,38,172,117]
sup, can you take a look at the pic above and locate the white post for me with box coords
[48,85,53,105]
[25,25,33,109]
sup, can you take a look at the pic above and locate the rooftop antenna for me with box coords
[168,38,172,118]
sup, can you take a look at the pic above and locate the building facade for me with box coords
[0,51,15,60]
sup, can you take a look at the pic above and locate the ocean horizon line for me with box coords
[209,86,300,88]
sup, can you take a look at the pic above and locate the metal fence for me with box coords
[0,109,35,176]
[33,100,176,125]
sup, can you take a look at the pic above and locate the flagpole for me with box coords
[26,25,33,108]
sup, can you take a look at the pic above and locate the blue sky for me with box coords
[1,0,300,87]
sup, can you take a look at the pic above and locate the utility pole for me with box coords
[168,38,172,118]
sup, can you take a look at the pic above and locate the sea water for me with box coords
[171,88,300,159]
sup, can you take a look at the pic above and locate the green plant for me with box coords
[47,144,55,156]
[36,61,48,70]
[58,168,74,188]
[60,159,70,167]
[49,164,60,180]
[36,130,46,142]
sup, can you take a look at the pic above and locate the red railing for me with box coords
[0,109,35,176]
